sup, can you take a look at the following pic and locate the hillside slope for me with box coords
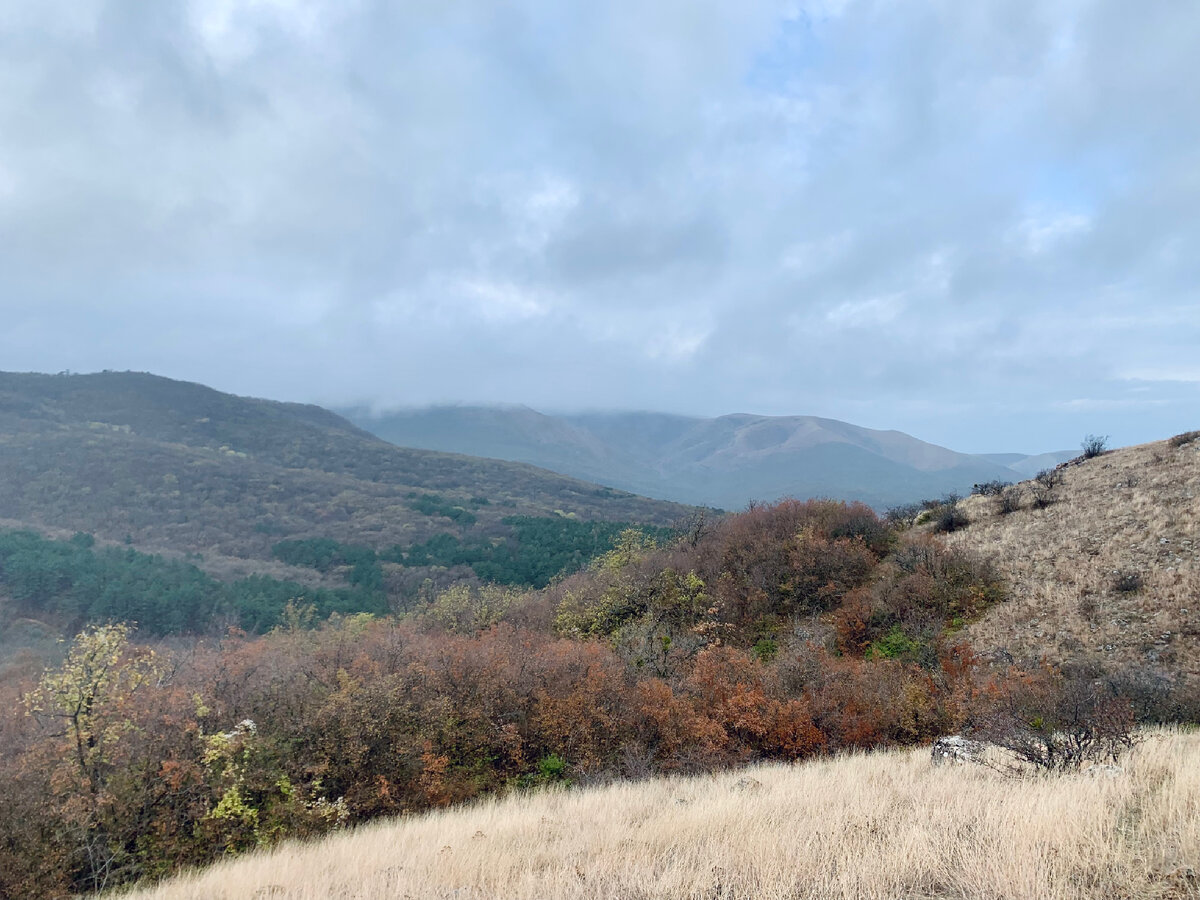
[115,732,1200,900]
[346,406,1022,509]
[0,372,694,575]
[948,432,1200,688]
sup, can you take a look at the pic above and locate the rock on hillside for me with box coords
[946,431,1200,690]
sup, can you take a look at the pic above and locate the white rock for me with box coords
[931,735,987,766]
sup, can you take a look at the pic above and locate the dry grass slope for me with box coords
[112,730,1199,900]
[947,435,1199,685]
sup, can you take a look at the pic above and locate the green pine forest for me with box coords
[0,515,675,638]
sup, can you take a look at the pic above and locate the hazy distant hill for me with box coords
[0,372,693,573]
[344,406,1026,510]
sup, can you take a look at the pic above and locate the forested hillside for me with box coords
[0,372,696,637]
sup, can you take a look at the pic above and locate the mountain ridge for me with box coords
[344,404,1056,509]
[0,371,696,582]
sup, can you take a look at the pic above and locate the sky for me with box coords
[1,0,1198,453]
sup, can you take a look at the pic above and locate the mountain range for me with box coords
[343,405,1073,510]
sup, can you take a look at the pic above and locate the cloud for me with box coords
[1011,212,1093,255]
[824,294,906,330]
[1,0,1198,452]
[1120,367,1200,385]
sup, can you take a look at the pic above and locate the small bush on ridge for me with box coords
[1110,569,1143,593]
[971,480,1011,497]
[929,494,969,533]
[1030,468,1063,509]
[1080,434,1109,459]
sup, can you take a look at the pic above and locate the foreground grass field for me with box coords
[115,730,1199,900]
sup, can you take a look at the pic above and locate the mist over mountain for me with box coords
[344,405,1061,510]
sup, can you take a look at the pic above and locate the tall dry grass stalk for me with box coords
[113,730,1199,900]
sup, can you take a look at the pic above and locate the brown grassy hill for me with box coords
[945,432,1200,689]
[0,371,694,570]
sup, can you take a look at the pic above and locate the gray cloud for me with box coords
[1,0,1197,453]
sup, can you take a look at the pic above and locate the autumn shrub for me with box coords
[683,646,823,760]
[884,501,923,528]
[9,625,227,895]
[922,494,969,534]
[831,588,875,656]
[0,676,72,899]
[626,678,726,772]
[0,498,1029,897]
[1031,467,1063,508]
[530,641,636,774]
[996,484,1022,515]
[1168,429,1200,448]
[552,500,890,661]
[422,582,520,633]
[787,531,879,613]
[850,537,1004,664]
[551,530,662,638]
[693,499,889,626]
[1101,665,1200,724]
[801,649,947,749]
[968,664,1138,771]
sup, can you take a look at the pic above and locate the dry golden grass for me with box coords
[112,730,1199,900]
[947,436,1199,683]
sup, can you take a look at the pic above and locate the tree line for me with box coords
[0,530,387,636]
[272,516,676,593]
[0,517,671,639]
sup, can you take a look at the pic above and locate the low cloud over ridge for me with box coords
[1,0,1197,451]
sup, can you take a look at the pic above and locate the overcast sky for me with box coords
[2,0,1197,452]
